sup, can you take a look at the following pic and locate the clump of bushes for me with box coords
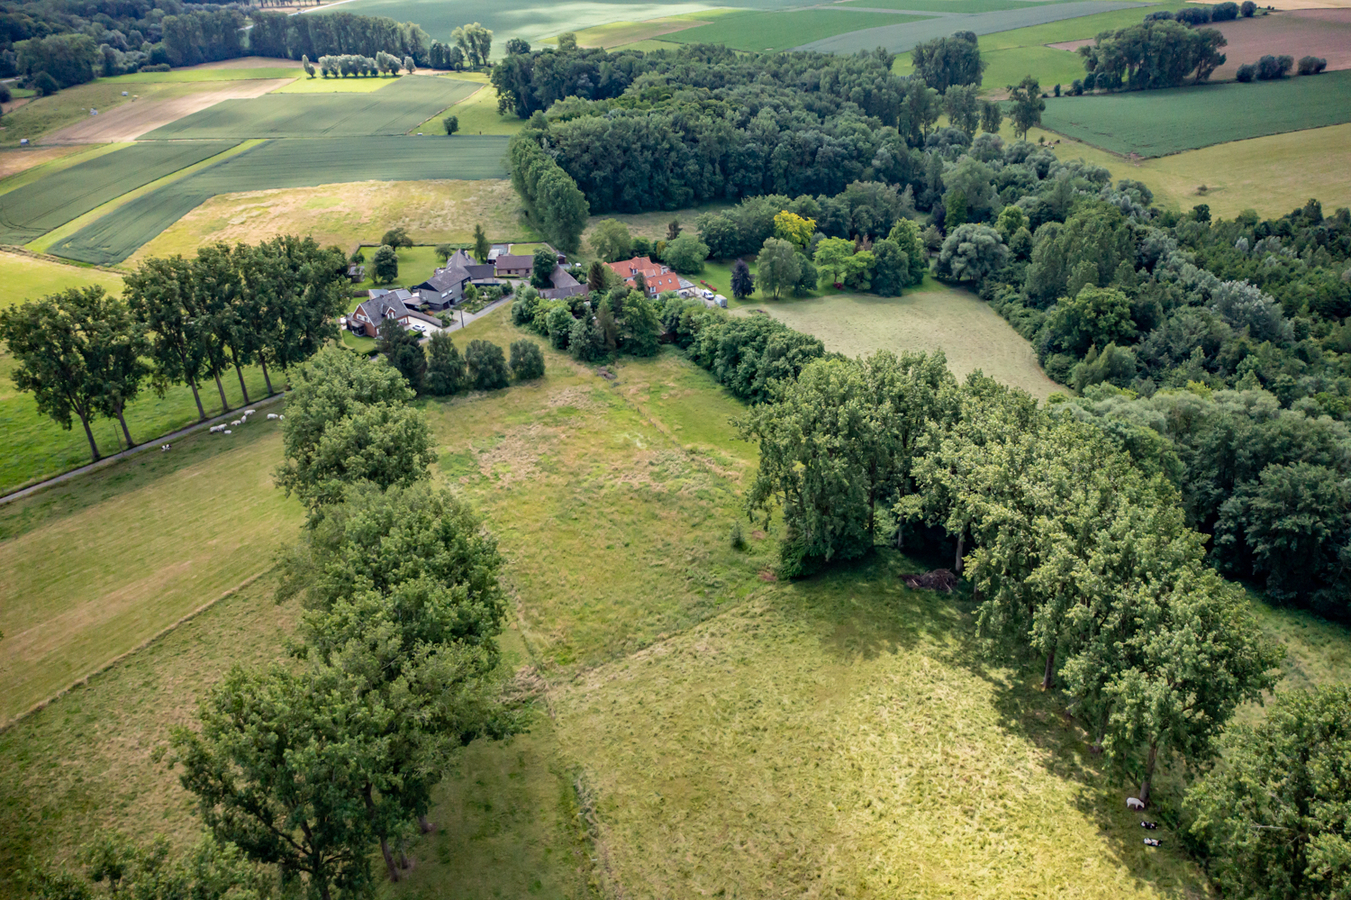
[1211,1,1239,20]
[1297,55,1328,76]
[1240,0,1255,15]
[1257,54,1294,79]
[1236,63,1256,82]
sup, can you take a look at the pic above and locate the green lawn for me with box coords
[664,8,934,52]
[1041,69,1351,157]
[351,245,444,292]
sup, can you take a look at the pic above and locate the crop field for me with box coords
[141,75,478,140]
[794,0,1150,53]
[1207,10,1351,80]
[49,136,509,264]
[1041,69,1351,157]
[0,81,194,147]
[270,74,401,93]
[0,142,235,245]
[560,15,715,48]
[7,305,1349,899]
[665,9,934,53]
[413,84,525,135]
[841,0,1071,13]
[0,146,91,181]
[300,0,803,47]
[735,281,1062,399]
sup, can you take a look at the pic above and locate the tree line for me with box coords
[33,348,514,899]
[373,314,544,396]
[0,236,347,463]
[506,133,590,252]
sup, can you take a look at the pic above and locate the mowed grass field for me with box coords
[129,178,533,265]
[7,305,1349,899]
[0,81,195,147]
[50,136,510,264]
[0,141,235,245]
[1042,69,1351,156]
[413,84,525,135]
[665,9,934,52]
[734,279,1062,399]
[142,75,477,140]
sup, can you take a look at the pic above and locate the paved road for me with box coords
[0,392,286,507]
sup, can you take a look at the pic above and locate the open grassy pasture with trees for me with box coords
[0,142,236,244]
[141,75,478,140]
[49,136,509,264]
[5,304,1351,899]
[1042,68,1351,155]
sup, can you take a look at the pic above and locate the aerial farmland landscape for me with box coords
[1,0,1350,895]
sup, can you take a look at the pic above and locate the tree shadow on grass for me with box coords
[779,548,1209,899]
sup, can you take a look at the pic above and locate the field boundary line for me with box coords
[0,244,125,276]
[0,390,285,505]
[0,568,275,733]
[27,139,263,256]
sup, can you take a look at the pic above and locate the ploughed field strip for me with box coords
[0,142,236,245]
[50,135,510,265]
[140,74,478,140]
[795,0,1149,52]
[1041,69,1351,157]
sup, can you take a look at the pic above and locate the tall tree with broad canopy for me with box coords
[124,255,211,422]
[911,31,986,93]
[933,224,1007,283]
[423,332,466,396]
[755,238,801,301]
[663,233,710,275]
[509,339,546,379]
[465,340,510,390]
[0,286,148,461]
[590,218,634,262]
[376,316,426,393]
[274,347,436,509]
[1187,685,1351,899]
[1007,75,1046,139]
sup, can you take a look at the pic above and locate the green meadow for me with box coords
[2,304,1348,899]
[664,9,934,53]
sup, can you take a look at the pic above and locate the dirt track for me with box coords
[41,79,293,144]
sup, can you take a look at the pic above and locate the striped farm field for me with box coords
[664,9,934,52]
[141,74,477,140]
[49,135,509,264]
[1041,69,1351,157]
[795,0,1149,52]
[0,143,234,245]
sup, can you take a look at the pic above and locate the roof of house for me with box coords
[495,254,534,270]
[539,265,586,299]
[643,273,683,295]
[608,256,668,279]
[353,291,414,323]
[416,264,470,295]
[446,249,478,268]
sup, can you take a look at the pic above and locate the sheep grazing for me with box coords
[210,425,223,433]
[1126,797,1146,811]
[266,413,278,420]
[278,415,284,420]
[231,420,242,426]
[223,430,232,435]
[244,409,256,415]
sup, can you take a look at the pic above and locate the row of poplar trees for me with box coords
[0,236,347,463]
[742,350,1283,809]
[35,348,509,899]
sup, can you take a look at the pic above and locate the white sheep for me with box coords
[244,409,256,415]
[231,419,242,426]
[267,413,278,420]
[278,415,284,420]
[223,429,232,435]
[209,425,222,433]
[1126,797,1146,811]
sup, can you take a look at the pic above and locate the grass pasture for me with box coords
[49,136,510,264]
[734,281,1062,399]
[795,0,1152,53]
[130,178,531,265]
[664,9,934,53]
[0,303,1265,900]
[413,84,524,135]
[1041,69,1351,156]
[141,75,478,140]
[0,81,186,147]
[0,414,301,725]
[0,141,235,245]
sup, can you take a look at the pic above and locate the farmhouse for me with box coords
[540,264,586,300]
[348,289,442,337]
[494,254,534,278]
[608,256,696,299]
[413,250,504,310]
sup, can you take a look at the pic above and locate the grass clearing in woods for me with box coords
[2,303,1349,898]
[412,84,525,136]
